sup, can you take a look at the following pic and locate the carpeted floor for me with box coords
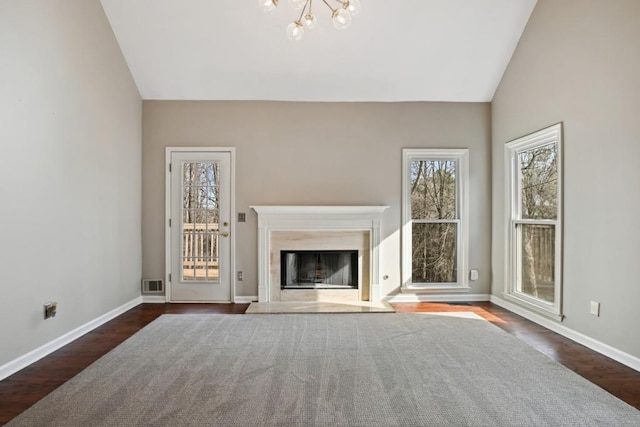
[8,313,640,426]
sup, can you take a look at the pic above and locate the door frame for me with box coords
[164,147,236,303]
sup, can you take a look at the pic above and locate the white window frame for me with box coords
[504,123,563,319]
[402,148,470,292]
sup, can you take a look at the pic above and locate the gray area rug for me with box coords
[8,313,640,426]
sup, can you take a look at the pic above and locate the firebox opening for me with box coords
[281,250,359,290]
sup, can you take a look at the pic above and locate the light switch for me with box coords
[590,301,600,317]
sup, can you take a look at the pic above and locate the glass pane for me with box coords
[411,160,456,220]
[412,223,457,283]
[519,143,557,220]
[181,161,220,282]
[201,186,219,209]
[182,257,195,280]
[183,210,196,224]
[205,209,219,227]
[516,224,555,303]
[194,257,206,279]
[202,233,217,257]
[187,210,204,224]
[182,231,194,257]
[183,184,197,209]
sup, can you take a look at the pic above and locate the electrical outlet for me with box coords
[238,212,246,222]
[590,301,600,317]
[469,269,479,281]
[44,302,58,319]
[237,271,243,281]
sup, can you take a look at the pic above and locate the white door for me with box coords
[168,150,232,302]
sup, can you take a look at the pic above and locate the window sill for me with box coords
[402,285,471,294]
[502,292,564,322]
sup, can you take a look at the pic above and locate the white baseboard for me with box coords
[490,295,640,373]
[141,295,167,303]
[384,293,491,303]
[0,296,143,381]
[234,295,258,303]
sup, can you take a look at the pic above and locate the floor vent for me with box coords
[142,279,164,294]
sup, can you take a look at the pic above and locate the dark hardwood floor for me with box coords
[0,302,638,425]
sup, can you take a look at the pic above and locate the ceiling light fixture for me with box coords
[259,0,361,41]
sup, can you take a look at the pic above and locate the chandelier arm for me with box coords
[298,0,310,21]
[321,0,337,13]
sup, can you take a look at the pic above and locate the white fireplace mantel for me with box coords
[250,206,389,302]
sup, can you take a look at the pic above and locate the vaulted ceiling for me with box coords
[100,0,537,102]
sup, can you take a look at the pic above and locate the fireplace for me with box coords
[281,250,359,290]
[251,205,388,302]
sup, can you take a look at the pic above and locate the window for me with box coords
[402,149,469,290]
[505,123,563,318]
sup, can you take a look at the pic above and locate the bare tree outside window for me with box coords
[519,144,557,220]
[182,162,220,281]
[517,144,557,302]
[410,160,458,283]
[506,123,563,316]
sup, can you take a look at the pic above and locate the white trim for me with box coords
[165,148,171,302]
[0,297,142,381]
[141,295,167,303]
[234,295,258,303]
[251,206,389,215]
[490,295,640,373]
[402,148,470,289]
[250,205,389,303]
[385,293,490,303]
[229,149,237,303]
[169,300,231,304]
[504,124,563,317]
[501,291,563,322]
[165,147,236,303]
[401,285,472,294]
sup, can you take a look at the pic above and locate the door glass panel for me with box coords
[411,223,457,283]
[516,224,555,303]
[181,161,220,282]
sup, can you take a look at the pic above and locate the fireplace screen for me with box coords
[281,250,358,289]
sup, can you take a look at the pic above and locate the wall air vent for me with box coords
[142,279,164,294]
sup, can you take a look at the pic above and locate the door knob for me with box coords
[220,231,229,237]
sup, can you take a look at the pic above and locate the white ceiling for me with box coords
[100,0,537,102]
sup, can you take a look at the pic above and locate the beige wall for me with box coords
[492,0,640,358]
[0,0,142,367]
[142,101,491,299]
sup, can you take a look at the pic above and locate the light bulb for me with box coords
[303,13,317,30]
[332,8,352,30]
[289,0,306,10]
[259,0,278,13]
[287,21,304,41]
[345,0,361,16]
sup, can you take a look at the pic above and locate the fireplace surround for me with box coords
[251,206,388,302]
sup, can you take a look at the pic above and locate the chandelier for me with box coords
[259,0,362,41]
